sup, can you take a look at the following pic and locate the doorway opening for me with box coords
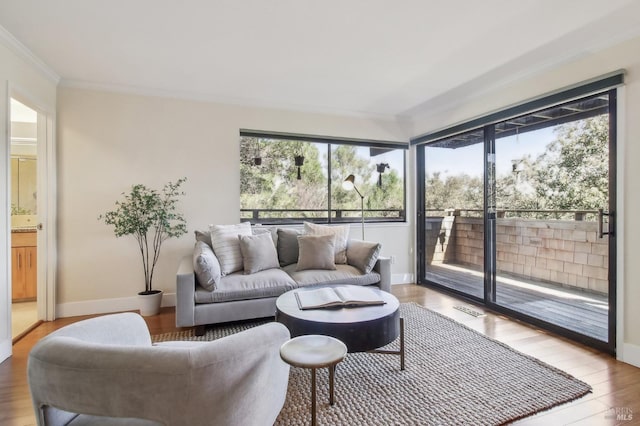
[10,98,41,341]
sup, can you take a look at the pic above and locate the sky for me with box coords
[424,126,556,178]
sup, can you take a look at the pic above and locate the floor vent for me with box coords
[453,305,486,318]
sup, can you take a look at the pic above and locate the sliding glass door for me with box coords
[416,88,617,352]
[422,129,485,299]
[492,94,614,343]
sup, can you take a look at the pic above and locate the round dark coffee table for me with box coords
[276,285,404,363]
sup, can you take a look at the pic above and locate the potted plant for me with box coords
[100,178,187,316]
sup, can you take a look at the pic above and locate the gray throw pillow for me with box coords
[252,225,278,246]
[296,234,337,271]
[347,239,382,274]
[194,229,212,248]
[193,241,221,291]
[238,232,280,274]
[277,228,301,266]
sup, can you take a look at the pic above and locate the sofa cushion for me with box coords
[283,263,381,287]
[210,222,252,276]
[193,241,221,291]
[296,234,336,271]
[238,232,280,274]
[303,222,349,264]
[277,228,301,266]
[195,268,297,303]
[347,240,382,274]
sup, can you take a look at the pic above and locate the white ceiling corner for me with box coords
[0,1,639,120]
[0,24,60,84]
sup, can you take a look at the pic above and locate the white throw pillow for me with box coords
[303,222,349,264]
[210,222,252,276]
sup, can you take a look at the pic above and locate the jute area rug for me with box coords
[153,303,591,425]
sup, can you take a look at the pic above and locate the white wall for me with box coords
[0,39,57,363]
[56,87,412,315]
[411,35,640,367]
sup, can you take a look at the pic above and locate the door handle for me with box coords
[598,209,614,238]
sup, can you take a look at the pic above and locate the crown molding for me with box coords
[58,78,412,124]
[0,25,60,84]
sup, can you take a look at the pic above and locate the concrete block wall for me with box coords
[425,216,456,264]
[431,216,609,295]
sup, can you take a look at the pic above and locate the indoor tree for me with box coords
[100,178,188,295]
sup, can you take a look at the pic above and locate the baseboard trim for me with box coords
[57,293,177,318]
[621,342,640,368]
[0,339,11,363]
[392,273,414,285]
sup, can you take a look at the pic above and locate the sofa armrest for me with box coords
[176,255,196,327]
[374,256,391,293]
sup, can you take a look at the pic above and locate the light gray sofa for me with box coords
[176,227,391,334]
[28,312,291,426]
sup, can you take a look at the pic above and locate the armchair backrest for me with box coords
[28,313,291,426]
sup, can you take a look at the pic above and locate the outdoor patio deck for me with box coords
[425,263,609,341]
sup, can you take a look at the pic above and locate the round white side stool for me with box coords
[280,335,347,426]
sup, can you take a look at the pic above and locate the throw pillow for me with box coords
[277,228,301,266]
[193,241,221,291]
[303,222,349,264]
[238,232,280,274]
[194,229,213,249]
[347,239,382,274]
[210,222,252,276]
[296,234,337,271]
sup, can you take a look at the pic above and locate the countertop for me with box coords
[11,227,37,233]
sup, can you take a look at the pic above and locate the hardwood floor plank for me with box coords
[1,284,638,425]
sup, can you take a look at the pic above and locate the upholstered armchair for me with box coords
[27,312,291,426]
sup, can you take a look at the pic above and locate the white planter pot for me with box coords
[138,290,163,316]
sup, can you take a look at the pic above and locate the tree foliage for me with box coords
[240,138,326,218]
[529,115,608,210]
[240,138,405,220]
[426,115,609,217]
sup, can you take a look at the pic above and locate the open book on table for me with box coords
[294,286,386,310]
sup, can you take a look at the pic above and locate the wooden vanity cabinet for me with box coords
[11,231,37,301]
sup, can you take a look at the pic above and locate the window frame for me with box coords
[239,130,408,225]
[413,73,621,354]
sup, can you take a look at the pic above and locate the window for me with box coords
[240,132,406,224]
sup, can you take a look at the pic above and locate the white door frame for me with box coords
[8,86,57,324]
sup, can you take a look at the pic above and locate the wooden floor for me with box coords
[1,284,639,425]
[11,301,38,340]
[426,263,609,341]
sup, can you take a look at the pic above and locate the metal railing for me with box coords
[240,208,405,224]
[426,208,601,221]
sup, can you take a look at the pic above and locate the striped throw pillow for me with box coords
[210,222,252,276]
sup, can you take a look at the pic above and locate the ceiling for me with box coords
[1,0,640,119]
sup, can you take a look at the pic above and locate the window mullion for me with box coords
[327,143,332,224]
